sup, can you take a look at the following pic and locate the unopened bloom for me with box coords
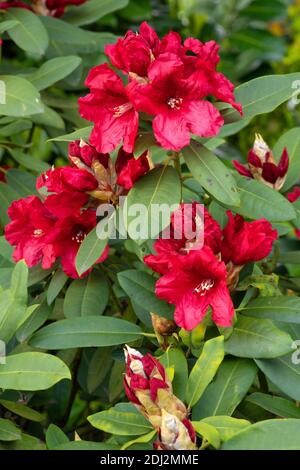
[4,196,56,269]
[124,346,196,450]
[155,246,234,330]
[233,134,289,190]
[221,211,277,266]
[78,64,138,154]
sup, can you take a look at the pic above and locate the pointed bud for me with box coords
[157,410,197,450]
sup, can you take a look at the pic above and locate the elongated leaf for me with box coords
[223,73,300,123]
[159,348,188,401]
[64,271,109,317]
[16,299,51,343]
[201,416,250,442]
[48,126,92,142]
[255,355,300,401]
[88,408,152,436]
[6,8,49,55]
[64,0,129,26]
[6,169,37,197]
[186,336,224,407]
[0,418,21,441]
[0,352,71,390]
[53,441,118,450]
[46,424,69,450]
[225,316,293,358]
[192,358,257,420]
[228,174,296,221]
[182,141,240,206]
[239,296,300,323]
[117,269,174,319]
[47,270,68,306]
[30,316,142,349]
[222,419,300,450]
[124,166,181,241]
[9,149,49,173]
[246,393,300,419]
[75,227,108,277]
[29,56,81,91]
[0,76,43,117]
[192,421,220,449]
[0,400,44,422]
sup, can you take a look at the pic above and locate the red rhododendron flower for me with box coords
[78,64,138,154]
[233,134,289,190]
[144,203,221,275]
[221,211,277,266]
[127,53,224,151]
[37,166,98,194]
[287,186,300,203]
[155,246,234,330]
[68,140,109,168]
[4,196,56,269]
[105,21,160,77]
[0,0,86,16]
[47,210,109,278]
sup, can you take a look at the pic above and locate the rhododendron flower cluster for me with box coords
[5,140,150,278]
[0,0,87,17]
[124,346,196,450]
[79,22,242,153]
[234,134,289,190]
[144,203,277,331]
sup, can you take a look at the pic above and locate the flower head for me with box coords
[155,246,234,330]
[233,134,289,190]
[221,211,278,266]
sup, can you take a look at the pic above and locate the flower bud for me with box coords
[233,134,289,190]
[151,313,177,336]
[155,410,197,450]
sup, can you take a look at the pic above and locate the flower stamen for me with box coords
[193,278,214,296]
[167,97,183,110]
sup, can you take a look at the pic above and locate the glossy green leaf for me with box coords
[0,75,43,117]
[117,269,174,319]
[75,227,108,277]
[30,316,143,349]
[239,296,300,323]
[29,56,82,91]
[6,8,49,55]
[192,421,220,449]
[64,0,129,26]
[182,141,240,206]
[88,407,152,436]
[0,352,71,391]
[225,316,293,358]
[47,269,68,306]
[0,418,21,441]
[246,393,300,419]
[192,358,257,419]
[159,348,188,401]
[46,424,69,450]
[186,336,224,407]
[222,419,300,450]
[201,416,251,442]
[0,400,44,422]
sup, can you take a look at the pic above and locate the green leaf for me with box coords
[0,119,32,136]
[75,227,108,277]
[255,355,300,401]
[88,407,152,436]
[6,8,49,55]
[0,418,21,441]
[64,0,129,26]
[182,141,240,206]
[228,174,296,222]
[87,347,113,394]
[17,299,51,343]
[53,441,118,450]
[8,149,50,173]
[159,348,188,401]
[223,73,300,124]
[117,269,174,319]
[186,336,224,408]
[0,432,45,450]
[0,183,20,225]
[29,56,82,91]
[0,20,18,34]
[48,126,92,142]
[239,296,300,324]
[225,316,293,358]
[47,269,68,305]
[222,419,300,450]
[201,416,251,442]
[0,352,71,391]
[64,271,109,318]
[192,421,220,449]
[246,393,300,419]
[124,166,181,240]
[0,236,13,263]
[121,430,157,450]
[279,251,300,264]
[29,316,143,349]
[0,400,44,422]
[192,358,257,420]
[0,75,43,117]
[46,424,69,450]
[273,128,300,191]
[31,105,65,130]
